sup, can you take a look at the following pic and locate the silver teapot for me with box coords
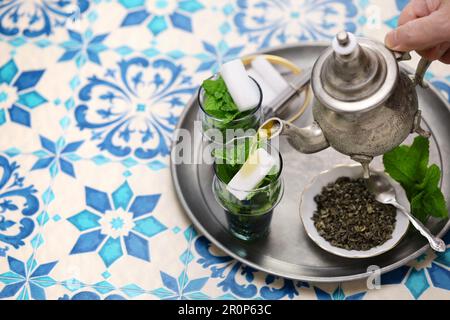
[263,31,432,178]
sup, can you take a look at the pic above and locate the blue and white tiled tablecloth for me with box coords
[0,0,449,300]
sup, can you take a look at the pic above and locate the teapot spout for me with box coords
[351,154,372,179]
[260,118,329,154]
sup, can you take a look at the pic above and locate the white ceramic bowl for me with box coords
[299,164,410,259]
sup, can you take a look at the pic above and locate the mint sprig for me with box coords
[202,76,240,123]
[213,136,278,194]
[383,136,448,222]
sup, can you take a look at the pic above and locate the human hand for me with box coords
[385,0,450,63]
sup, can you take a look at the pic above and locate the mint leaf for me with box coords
[221,93,237,111]
[412,187,448,221]
[416,164,447,219]
[213,136,275,192]
[383,145,414,188]
[417,164,440,192]
[202,77,224,94]
[411,191,428,222]
[212,138,251,166]
[204,96,219,114]
[409,136,430,180]
[423,188,448,218]
[383,136,448,222]
[383,136,429,190]
[201,76,239,121]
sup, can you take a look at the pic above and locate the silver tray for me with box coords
[171,43,450,282]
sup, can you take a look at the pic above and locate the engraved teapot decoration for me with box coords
[263,31,432,178]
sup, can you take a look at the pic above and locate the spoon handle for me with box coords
[391,201,446,252]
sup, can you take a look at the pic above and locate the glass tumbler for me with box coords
[212,137,284,241]
[198,75,263,144]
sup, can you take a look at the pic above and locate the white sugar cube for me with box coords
[226,148,277,201]
[220,59,260,112]
[247,68,277,108]
[251,56,289,95]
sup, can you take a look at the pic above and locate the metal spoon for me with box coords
[368,174,446,252]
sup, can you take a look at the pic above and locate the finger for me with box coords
[417,42,450,60]
[398,0,442,26]
[416,47,440,60]
[439,49,450,64]
[385,12,450,51]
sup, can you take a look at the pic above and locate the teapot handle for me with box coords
[392,51,412,61]
[391,50,432,88]
[413,58,432,88]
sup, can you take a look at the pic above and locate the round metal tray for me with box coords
[171,43,450,282]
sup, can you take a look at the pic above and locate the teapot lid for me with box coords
[311,31,399,113]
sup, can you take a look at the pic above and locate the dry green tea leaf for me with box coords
[312,177,396,251]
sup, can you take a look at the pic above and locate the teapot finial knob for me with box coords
[336,31,349,46]
[332,31,357,56]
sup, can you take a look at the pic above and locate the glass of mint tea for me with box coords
[198,75,263,144]
[212,136,284,241]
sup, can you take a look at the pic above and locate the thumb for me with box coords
[385,13,450,52]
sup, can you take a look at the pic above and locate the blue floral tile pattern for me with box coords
[59,290,126,300]
[0,154,39,251]
[0,0,90,38]
[0,59,47,127]
[32,136,83,178]
[380,247,450,299]
[234,0,360,48]
[195,41,245,73]
[120,0,204,35]
[0,0,448,300]
[313,286,366,300]
[150,271,210,300]
[74,56,197,160]
[59,29,109,67]
[68,181,166,267]
[191,235,309,299]
[0,256,57,300]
